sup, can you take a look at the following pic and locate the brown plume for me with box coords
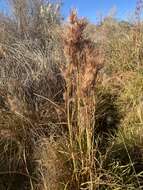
[62,10,104,99]
[62,10,104,127]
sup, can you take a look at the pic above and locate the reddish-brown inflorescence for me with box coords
[62,10,103,99]
[62,10,104,127]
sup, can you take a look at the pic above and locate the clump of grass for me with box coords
[0,44,7,59]
[60,10,107,189]
[33,136,72,190]
[100,42,143,189]
[117,72,143,149]
[1,1,143,190]
[0,2,65,189]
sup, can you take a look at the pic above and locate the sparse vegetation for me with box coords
[0,0,143,189]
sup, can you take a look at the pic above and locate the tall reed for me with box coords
[62,10,104,189]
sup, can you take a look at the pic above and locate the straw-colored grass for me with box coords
[0,1,143,189]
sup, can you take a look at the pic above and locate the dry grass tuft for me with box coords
[1,1,143,190]
[63,10,103,99]
[0,45,7,59]
[62,10,104,132]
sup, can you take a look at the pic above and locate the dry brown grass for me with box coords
[55,11,106,190]
[62,10,104,132]
[0,45,7,59]
[0,1,143,189]
[63,10,103,98]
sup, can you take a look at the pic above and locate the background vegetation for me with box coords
[0,0,143,189]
